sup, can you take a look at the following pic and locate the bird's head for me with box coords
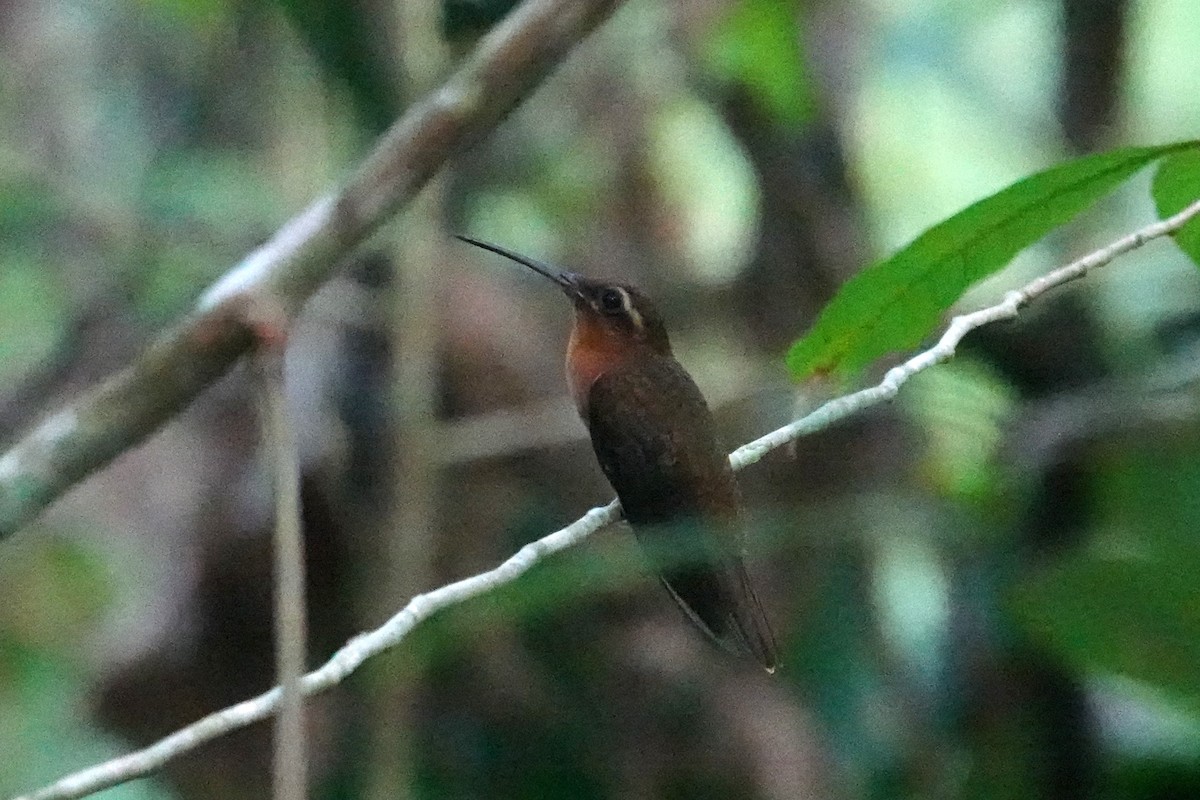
[456,236,672,357]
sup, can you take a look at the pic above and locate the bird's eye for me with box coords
[600,288,625,313]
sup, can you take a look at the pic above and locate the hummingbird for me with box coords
[458,236,779,672]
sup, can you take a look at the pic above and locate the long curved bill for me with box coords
[455,235,578,293]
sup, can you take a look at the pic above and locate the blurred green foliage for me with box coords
[0,177,68,384]
[702,0,814,127]
[136,151,284,321]
[0,261,65,386]
[0,537,166,800]
[1014,438,1200,714]
[904,359,1016,503]
[645,97,760,282]
[270,0,399,133]
[1018,552,1200,713]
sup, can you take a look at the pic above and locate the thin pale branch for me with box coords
[729,198,1200,470]
[0,0,626,540]
[16,199,1200,800]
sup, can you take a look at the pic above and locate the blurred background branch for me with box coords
[249,331,309,800]
[0,0,625,541]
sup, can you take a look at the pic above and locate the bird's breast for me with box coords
[566,317,625,418]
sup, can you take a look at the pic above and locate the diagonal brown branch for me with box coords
[0,0,626,540]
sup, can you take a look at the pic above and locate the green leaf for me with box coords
[786,141,1200,380]
[1152,148,1200,268]
[703,0,813,127]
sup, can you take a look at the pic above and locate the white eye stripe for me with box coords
[621,291,644,329]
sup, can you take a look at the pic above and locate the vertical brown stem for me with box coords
[253,342,309,800]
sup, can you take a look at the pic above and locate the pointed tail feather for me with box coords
[730,563,779,672]
[658,563,779,672]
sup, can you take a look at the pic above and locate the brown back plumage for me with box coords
[583,354,778,671]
